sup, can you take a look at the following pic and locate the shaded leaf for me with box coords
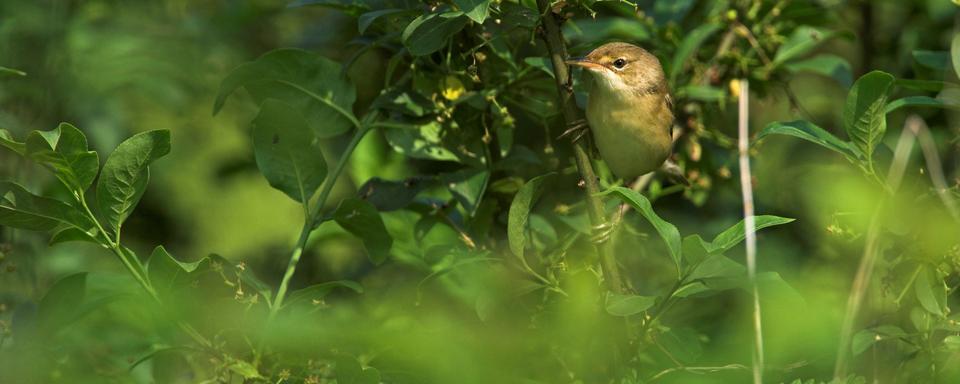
[147,246,207,299]
[773,26,840,65]
[605,293,656,316]
[214,48,357,138]
[454,0,491,23]
[37,272,87,331]
[0,129,25,154]
[602,187,682,270]
[334,198,393,264]
[284,280,363,309]
[2,124,99,194]
[402,12,469,56]
[358,176,434,211]
[710,216,795,253]
[358,9,409,34]
[563,18,650,43]
[0,181,92,231]
[0,66,26,77]
[382,121,459,161]
[657,327,703,363]
[49,227,99,245]
[96,130,171,236]
[913,50,950,72]
[884,95,960,114]
[676,85,726,102]
[915,266,946,317]
[670,23,720,83]
[441,168,489,216]
[251,99,327,203]
[785,54,853,88]
[843,71,894,167]
[686,254,744,282]
[953,34,960,80]
[507,173,554,258]
[336,356,381,384]
[287,0,371,16]
[757,120,857,158]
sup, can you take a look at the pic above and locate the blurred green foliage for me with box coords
[1,0,959,383]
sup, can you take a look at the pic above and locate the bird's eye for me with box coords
[613,58,627,69]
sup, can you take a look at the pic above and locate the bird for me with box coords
[564,42,680,183]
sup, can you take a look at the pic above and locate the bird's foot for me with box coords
[590,221,616,245]
[559,119,589,142]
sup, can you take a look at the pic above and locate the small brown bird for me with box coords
[565,42,676,181]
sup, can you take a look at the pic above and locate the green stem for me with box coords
[270,123,373,314]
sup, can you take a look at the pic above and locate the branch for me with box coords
[737,78,764,384]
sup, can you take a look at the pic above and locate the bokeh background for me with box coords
[1,1,958,383]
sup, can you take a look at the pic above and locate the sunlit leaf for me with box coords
[756,120,858,159]
[843,71,894,169]
[402,12,469,56]
[0,66,25,77]
[605,292,656,316]
[251,99,327,203]
[709,216,795,253]
[884,96,960,114]
[3,124,99,194]
[96,130,171,237]
[0,181,92,231]
[952,34,960,80]
[48,227,99,245]
[214,48,357,138]
[334,198,393,264]
[454,0,491,23]
[508,173,554,258]
[382,122,459,161]
[601,187,682,270]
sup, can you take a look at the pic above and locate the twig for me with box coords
[737,78,764,384]
[535,0,624,293]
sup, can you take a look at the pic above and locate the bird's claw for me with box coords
[559,119,589,142]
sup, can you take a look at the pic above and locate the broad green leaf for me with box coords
[0,66,25,77]
[852,325,907,356]
[382,122,459,161]
[681,235,711,265]
[605,292,656,316]
[896,79,948,92]
[0,181,93,231]
[601,187,682,270]
[251,99,327,203]
[670,23,720,83]
[287,0,371,16]
[49,227,99,245]
[523,57,555,78]
[756,120,858,159]
[441,168,489,216]
[915,266,946,317]
[24,123,99,194]
[952,34,960,80]
[214,48,358,138]
[454,0,491,23]
[785,54,853,88]
[507,173,554,258]
[843,71,895,167]
[358,9,409,34]
[334,198,392,264]
[146,246,207,299]
[336,356,381,384]
[913,50,950,71]
[676,85,726,102]
[402,12,469,56]
[686,254,744,282]
[773,26,840,65]
[37,272,87,330]
[227,359,263,380]
[709,215,795,253]
[357,176,434,211]
[884,96,960,114]
[96,130,171,237]
[284,280,363,308]
[657,327,703,363]
[0,129,25,154]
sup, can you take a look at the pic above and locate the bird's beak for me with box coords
[565,57,604,71]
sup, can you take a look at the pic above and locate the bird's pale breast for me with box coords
[586,88,673,180]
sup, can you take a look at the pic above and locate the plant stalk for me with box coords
[535,0,624,294]
[737,79,764,384]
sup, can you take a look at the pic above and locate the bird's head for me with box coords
[566,42,666,97]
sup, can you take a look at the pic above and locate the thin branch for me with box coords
[737,78,764,384]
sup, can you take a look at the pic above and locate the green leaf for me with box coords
[773,26,840,65]
[357,176,434,211]
[601,187,682,270]
[785,54,853,88]
[756,120,858,159]
[523,57,555,78]
[0,181,93,231]
[895,79,949,92]
[913,50,950,71]
[0,66,25,77]
[283,280,363,309]
[96,130,170,237]
[441,168,489,216]
[605,292,656,316]
[37,272,87,330]
[454,0,491,23]
[227,359,263,380]
[358,9,409,34]
[146,246,206,299]
[657,327,703,363]
[382,121,459,161]
[686,254,744,282]
[25,123,99,194]
[287,0,372,17]
[670,23,720,83]
[402,12,469,56]
[334,198,393,264]
[251,99,327,203]
[214,48,358,138]
[507,173,554,258]
[709,215,795,253]
[915,266,946,317]
[49,227,99,245]
[0,129,25,154]
[676,85,726,102]
[843,71,895,168]
[952,34,960,80]
[563,18,650,43]
[336,356,381,384]
[884,96,960,114]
